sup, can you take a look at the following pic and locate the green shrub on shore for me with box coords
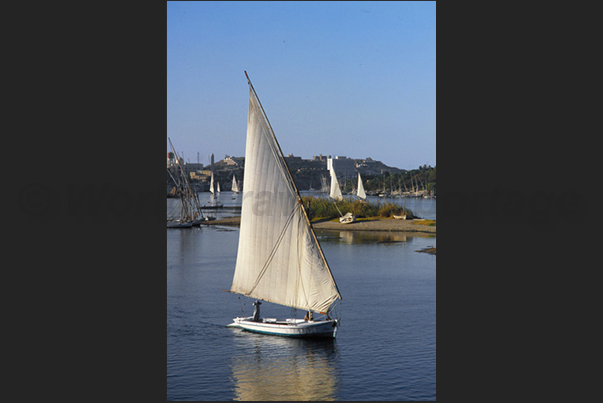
[301,196,415,221]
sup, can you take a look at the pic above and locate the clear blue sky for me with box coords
[167,1,435,169]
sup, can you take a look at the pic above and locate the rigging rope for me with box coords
[239,296,246,315]
[245,203,299,295]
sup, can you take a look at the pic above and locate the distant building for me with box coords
[221,156,244,167]
[331,156,356,177]
[168,151,405,191]
[285,154,303,163]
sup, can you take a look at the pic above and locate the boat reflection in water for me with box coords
[230,331,340,401]
[317,230,417,245]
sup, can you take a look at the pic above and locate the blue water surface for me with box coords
[167,216,435,401]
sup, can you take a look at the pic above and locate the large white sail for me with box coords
[329,168,343,201]
[357,172,366,200]
[231,84,341,314]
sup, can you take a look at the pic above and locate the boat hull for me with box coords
[201,203,223,209]
[228,317,339,338]
[167,220,193,228]
[340,212,356,224]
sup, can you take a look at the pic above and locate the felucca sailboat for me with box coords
[227,72,342,338]
[357,172,367,200]
[206,171,223,208]
[231,175,240,200]
[232,175,240,194]
[328,160,355,224]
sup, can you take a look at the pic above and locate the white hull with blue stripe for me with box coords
[228,317,339,338]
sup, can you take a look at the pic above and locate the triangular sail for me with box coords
[357,172,366,200]
[210,172,215,194]
[232,176,240,193]
[231,75,341,314]
[329,168,343,201]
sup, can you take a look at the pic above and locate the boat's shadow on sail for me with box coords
[229,333,340,401]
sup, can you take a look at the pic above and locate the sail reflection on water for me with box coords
[339,231,407,245]
[317,230,411,245]
[230,334,340,401]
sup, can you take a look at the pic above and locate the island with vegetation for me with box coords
[203,197,435,235]
[303,196,416,222]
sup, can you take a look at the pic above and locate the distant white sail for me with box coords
[210,171,215,194]
[357,172,366,200]
[320,175,329,193]
[329,168,343,201]
[232,175,240,193]
[230,86,341,314]
[217,182,221,193]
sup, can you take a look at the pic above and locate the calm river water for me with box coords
[167,193,436,400]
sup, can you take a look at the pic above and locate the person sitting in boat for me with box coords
[304,311,313,321]
[252,300,262,322]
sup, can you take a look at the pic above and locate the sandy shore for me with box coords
[312,218,435,233]
[203,216,436,234]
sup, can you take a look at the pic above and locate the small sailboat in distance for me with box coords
[226,72,342,338]
[205,171,223,209]
[357,172,367,200]
[232,174,240,199]
[232,175,240,194]
[328,161,355,224]
[329,166,343,202]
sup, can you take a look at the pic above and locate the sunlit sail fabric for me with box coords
[231,87,341,314]
[329,168,343,201]
[357,172,366,200]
